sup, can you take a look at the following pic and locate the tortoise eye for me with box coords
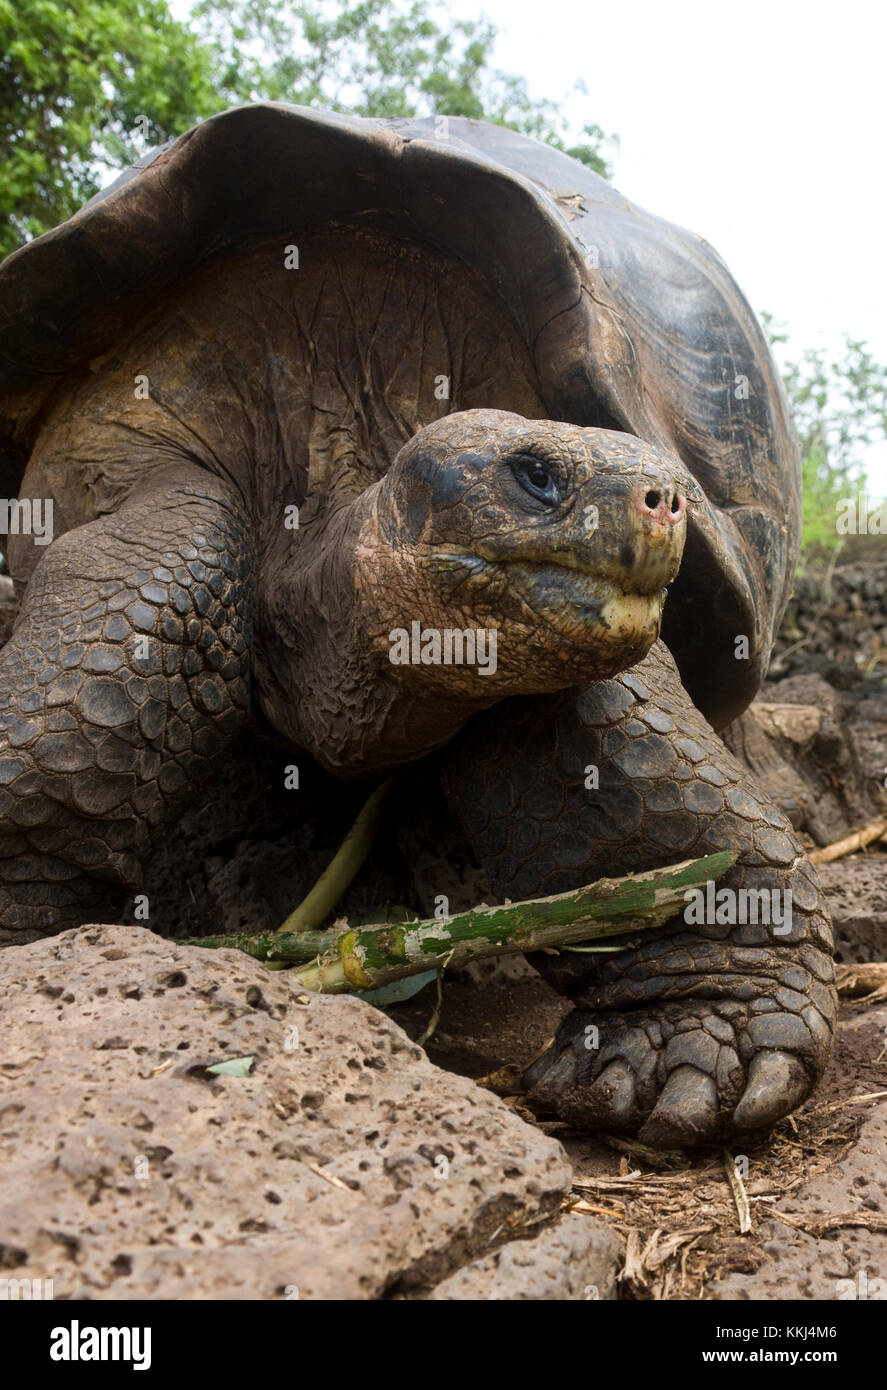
[511,455,561,506]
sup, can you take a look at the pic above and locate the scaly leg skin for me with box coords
[0,467,253,943]
[440,641,836,1147]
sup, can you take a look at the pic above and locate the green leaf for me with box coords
[206,1055,255,1076]
[358,970,438,1006]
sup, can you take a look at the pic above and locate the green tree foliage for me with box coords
[763,314,887,557]
[0,0,218,258]
[0,0,614,259]
[191,0,614,172]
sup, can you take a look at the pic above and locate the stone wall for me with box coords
[770,560,886,682]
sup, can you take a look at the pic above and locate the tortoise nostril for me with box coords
[634,481,686,525]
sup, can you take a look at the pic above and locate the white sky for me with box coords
[449,0,887,492]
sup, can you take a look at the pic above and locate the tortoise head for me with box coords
[357,408,695,697]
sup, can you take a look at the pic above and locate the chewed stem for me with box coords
[183,854,738,997]
[287,850,737,993]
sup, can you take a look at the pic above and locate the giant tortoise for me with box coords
[0,105,834,1145]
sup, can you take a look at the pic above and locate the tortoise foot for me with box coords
[522,952,836,1147]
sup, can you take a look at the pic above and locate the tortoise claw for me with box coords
[581,1059,638,1126]
[732,1050,809,1131]
[521,999,823,1147]
[638,1065,719,1148]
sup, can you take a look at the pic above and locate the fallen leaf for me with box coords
[206,1055,255,1077]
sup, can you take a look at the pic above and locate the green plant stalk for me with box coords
[275,777,393,935]
[182,928,341,961]
[289,850,737,993]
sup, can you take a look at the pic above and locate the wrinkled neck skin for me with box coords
[253,484,499,778]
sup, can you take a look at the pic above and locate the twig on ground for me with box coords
[809,818,887,864]
[601,1136,690,1169]
[770,1209,887,1236]
[722,1149,752,1234]
[306,1162,353,1193]
[835,962,887,1004]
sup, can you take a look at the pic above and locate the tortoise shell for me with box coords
[0,103,799,728]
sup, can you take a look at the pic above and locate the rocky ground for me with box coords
[769,553,887,685]
[0,571,885,1299]
[1,924,621,1300]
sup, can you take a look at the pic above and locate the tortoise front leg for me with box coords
[440,641,836,1147]
[0,467,253,942]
